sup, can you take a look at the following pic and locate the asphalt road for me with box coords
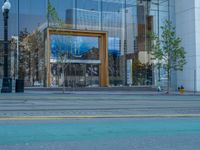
[0,118,200,150]
[0,92,200,117]
[0,92,200,149]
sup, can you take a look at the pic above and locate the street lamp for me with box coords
[1,0,12,93]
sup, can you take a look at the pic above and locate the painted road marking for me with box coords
[1,114,200,120]
[1,118,200,145]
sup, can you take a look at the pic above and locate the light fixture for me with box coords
[2,0,11,13]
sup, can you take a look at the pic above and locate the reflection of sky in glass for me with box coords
[51,35,99,59]
[108,37,120,56]
[51,35,120,59]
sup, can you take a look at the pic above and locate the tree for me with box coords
[48,0,64,27]
[27,30,45,86]
[18,29,29,81]
[17,29,45,86]
[53,36,72,92]
[150,20,187,93]
[48,0,70,92]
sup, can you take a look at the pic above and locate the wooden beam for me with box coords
[46,28,109,87]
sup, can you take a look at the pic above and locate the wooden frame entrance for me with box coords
[46,28,108,87]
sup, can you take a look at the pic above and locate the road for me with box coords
[0,92,200,117]
[0,118,200,150]
[0,91,200,149]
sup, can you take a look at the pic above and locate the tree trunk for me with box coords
[62,64,65,94]
[167,69,171,94]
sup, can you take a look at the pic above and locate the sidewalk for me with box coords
[1,84,199,96]
[20,86,200,96]
[0,88,200,118]
[0,86,200,96]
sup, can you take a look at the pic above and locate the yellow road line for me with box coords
[1,114,200,120]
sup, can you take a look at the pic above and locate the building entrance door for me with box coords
[64,63,99,88]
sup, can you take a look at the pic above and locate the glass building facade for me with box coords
[0,0,172,87]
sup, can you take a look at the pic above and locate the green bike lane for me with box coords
[0,118,200,150]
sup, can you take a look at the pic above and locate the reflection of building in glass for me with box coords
[5,0,198,91]
[66,8,123,29]
[66,9,101,30]
[66,8,122,55]
[50,35,99,60]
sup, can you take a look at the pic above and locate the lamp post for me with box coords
[1,0,12,93]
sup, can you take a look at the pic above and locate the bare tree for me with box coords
[54,36,70,93]
[18,29,45,86]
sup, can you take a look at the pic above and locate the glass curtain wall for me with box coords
[0,0,171,87]
[102,0,124,85]
[150,0,170,87]
[17,0,47,86]
[50,0,74,27]
[124,0,170,86]
[123,0,154,86]
[76,0,101,30]
[48,0,170,87]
